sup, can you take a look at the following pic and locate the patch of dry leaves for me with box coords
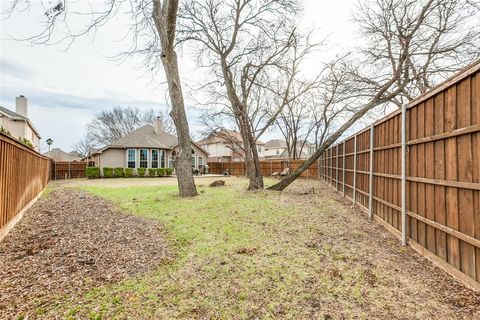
[0,189,169,319]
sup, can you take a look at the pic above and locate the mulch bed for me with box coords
[0,188,169,319]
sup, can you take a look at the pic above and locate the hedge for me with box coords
[137,168,146,176]
[158,168,166,177]
[114,167,124,177]
[103,167,114,178]
[124,168,133,177]
[148,168,157,177]
[166,168,173,176]
[86,167,100,179]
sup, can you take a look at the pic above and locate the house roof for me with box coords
[110,125,178,149]
[44,148,83,161]
[265,139,287,148]
[0,105,42,138]
[197,129,265,145]
[95,125,209,155]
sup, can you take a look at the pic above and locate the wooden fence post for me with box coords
[336,145,339,192]
[368,124,374,219]
[342,141,346,197]
[353,135,357,205]
[401,105,407,246]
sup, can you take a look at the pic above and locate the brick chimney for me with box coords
[154,116,164,134]
[15,95,28,117]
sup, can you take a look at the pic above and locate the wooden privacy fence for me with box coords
[51,161,87,180]
[319,60,480,290]
[0,132,51,239]
[207,159,319,178]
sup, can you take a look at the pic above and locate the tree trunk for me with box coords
[161,48,198,197]
[238,114,264,190]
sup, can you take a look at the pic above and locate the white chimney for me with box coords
[154,116,164,134]
[15,95,28,117]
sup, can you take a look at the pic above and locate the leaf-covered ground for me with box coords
[2,177,480,319]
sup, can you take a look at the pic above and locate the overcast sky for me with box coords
[0,0,358,152]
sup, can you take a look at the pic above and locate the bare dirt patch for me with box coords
[0,189,169,319]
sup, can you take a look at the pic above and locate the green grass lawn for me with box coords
[52,178,365,319]
[40,178,473,320]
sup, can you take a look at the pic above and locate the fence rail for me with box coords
[207,159,319,178]
[319,60,480,290]
[51,161,87,180]
[0,132,51,239]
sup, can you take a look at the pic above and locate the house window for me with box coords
[168,156,173,168]
[198,156,204,167]
[127,149,136,168]
[151,150,159,168]
[191,156,196,168]
[257,146,262,153]
[276,149,280,155]
[139,149,148,168]
[160,150,165,168]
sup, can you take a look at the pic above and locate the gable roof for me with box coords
[265,139,287,148]
[44,148,83,161]
[0,105,41,138]
[197,129,265,145]
[109,125,178,149]
[96,125,209,155]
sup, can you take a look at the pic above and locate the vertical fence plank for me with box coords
[401,106,407,245]
[353,135,357,205]
[336,145,339,192]
[369,124,374,219]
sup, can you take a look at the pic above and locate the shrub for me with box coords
[124,168,133,177]
[0,126,11,136]
[166,168,173,176]
[158,168,166,177]
[114,167,124,177]
[148,168,157,177]
[137,168,146,177]
[86,167,100,179]
[103,167,114,178]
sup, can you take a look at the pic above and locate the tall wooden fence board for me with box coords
[0,133,51,236]
[319,60,480,289]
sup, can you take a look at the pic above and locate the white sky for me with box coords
[0,0,358,152]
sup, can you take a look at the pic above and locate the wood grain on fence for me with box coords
[0,133,51,238]
[51,161,86,180]
[319,60,480,290]
[207,160,318,178]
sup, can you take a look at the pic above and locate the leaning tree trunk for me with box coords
[268,95,395,191]
[161,48,198,197]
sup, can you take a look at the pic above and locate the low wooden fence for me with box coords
[0,132,51,239]
[319,60,480,290]
[207,159,319,178]
[51,161,87,180]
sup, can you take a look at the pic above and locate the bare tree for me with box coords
[85,107,157,145]
[72,137,97,158]
[269,0,480,191]
[179,0,320,190]
[6,0,198,197]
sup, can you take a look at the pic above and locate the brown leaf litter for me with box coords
[0,188,169,319]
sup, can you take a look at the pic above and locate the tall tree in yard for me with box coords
[268,0,480,191]
[7,0,198,197]
[179,0,319,190]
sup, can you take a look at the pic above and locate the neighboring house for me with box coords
[264,139,316,160]
[85,118,209,174]
[43,148,83,161]
[264,139,288,158]
[197,129,265,162]
[0,95,41,151]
